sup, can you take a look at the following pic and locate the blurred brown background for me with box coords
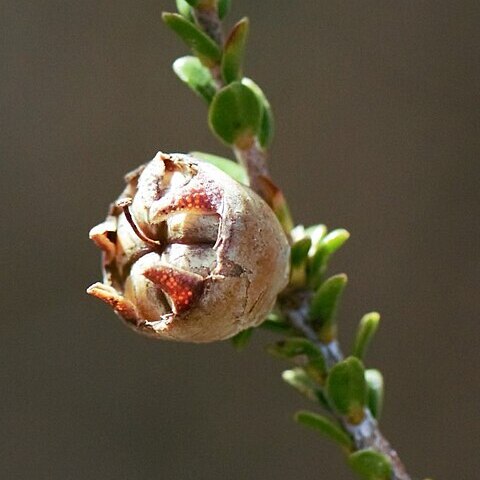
[1,1,479,479]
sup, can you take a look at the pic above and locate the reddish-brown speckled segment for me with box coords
[152,185,222,219]
[143,265,204,314]
[149,167,224,226]
[87,282,138,324]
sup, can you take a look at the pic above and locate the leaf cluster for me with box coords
[227,217,387,478]
[163,3,273,148]
[232,221,388,477]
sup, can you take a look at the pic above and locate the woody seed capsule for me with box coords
[87,152,290,342]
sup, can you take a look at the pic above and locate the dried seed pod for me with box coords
[87,152,290,342]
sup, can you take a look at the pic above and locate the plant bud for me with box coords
[88,152,290,342]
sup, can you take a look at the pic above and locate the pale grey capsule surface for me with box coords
[87,151,290,342]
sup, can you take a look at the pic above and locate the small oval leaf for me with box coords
[290,237,312,286]
[222,17,249,83]
[353,312,381,360]
[173,56,216,102]
[242,78,274,148]
[162,12,222,65]
[295,410,353,450]
[176,0,194,18]
[326,356,367,423]
[365,369,384,420]
[309,274,348,338]
[291,237,312,267]
[282,368,322,403]
[322,228,351,255]
[218,0,231,19]
[208,81,262,145]
[309,229,350,288]
[348,449,393,480]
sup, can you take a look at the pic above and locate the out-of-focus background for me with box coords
[1,1,479,479]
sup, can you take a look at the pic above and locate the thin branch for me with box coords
[233,141,273,203]
[286,301,342,368]
[282,292,411,480]
[345,411,411,480]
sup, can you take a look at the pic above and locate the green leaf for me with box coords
[309,229,350,287]
[348,449,393,480]
[231,328,253,350]
[222,17,249,83]
[265,311,286,323]
[290,237,312,286]
[208,81,262,145]
[291,237,312,267]
[218,0,231,19]
[321,228,351,255]
[260,312,294,334]
[290,224,306,242]
[162,12,222,65]
[268,337,322,361]
[282,368,322,403]
[182,0,199,6]
[173,56,216,102]
[176,0,194,18]
[365,369,384,420]
[190,151,248,184]
[353,312,381,360]
[304,358,328,385]
[241,78,274,148]
[260,319,294,335]
[326,356,367,424]
[295,411,353,450]
[306,224,328,252]
[309,274,347,338]
[268,338,327,383]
